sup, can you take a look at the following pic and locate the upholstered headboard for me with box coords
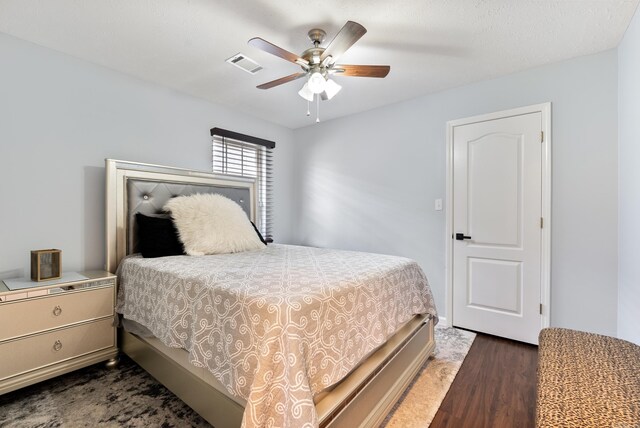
[105,159,256,273]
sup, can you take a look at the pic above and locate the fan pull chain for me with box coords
[316,95,320,123]
[306,99,310,116]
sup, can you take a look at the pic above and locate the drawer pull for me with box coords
[52,305,62,316]
[53,340,63,351]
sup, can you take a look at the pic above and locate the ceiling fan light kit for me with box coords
[248,21,390,123]
[298,82,314,102]
[307,71,327,93]
[323,79,342,100]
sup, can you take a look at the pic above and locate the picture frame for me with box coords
[31,249,62,281]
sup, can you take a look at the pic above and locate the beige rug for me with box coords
[382,324,476,427]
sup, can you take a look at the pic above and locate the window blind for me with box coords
[210,128,275,242]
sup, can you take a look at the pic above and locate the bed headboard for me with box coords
[105,159,257,273]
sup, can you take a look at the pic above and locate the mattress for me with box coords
[117,244,438,427]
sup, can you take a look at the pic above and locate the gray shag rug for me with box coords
[0,325,474,427]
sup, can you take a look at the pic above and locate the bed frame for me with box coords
[105,159,435,427]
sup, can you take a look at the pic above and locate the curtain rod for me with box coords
[210,127,276,149]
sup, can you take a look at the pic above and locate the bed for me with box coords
[105,159,438,428]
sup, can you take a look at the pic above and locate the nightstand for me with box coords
[0,271,118,394]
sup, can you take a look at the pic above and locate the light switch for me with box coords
[435,199,443,211]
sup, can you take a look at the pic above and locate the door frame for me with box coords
[444,103,552,331]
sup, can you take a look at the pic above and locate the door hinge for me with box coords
[540,217,544,228]
[540,304,543,314]
[541,131,544,143]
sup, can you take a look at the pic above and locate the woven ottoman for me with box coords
[537,328,640,427]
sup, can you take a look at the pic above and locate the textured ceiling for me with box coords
[0,0,638,129]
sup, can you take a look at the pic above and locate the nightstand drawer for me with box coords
[0,318,115,381]
[0,286,114,342]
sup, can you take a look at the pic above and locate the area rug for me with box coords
[382,324,476,427]
[0,325,475,427]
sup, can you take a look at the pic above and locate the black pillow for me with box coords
[251,221,268,246]
[136,212,185,258]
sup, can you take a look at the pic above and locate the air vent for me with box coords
[226,53,263,74]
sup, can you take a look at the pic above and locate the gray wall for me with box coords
[0,33,295,278]
[292,50,619,337]
[618,7,640,345]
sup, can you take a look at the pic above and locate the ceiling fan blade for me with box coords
[332,64,390,78]
[248,37,309,67]
[256,72,307,90]
[321,21,367,64]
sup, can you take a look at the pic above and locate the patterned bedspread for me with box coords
[116,244,438,427]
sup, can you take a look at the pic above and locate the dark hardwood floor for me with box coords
[430,332,538,428]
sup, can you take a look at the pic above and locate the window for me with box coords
[210,128,275,242]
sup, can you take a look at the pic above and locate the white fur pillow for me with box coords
[163,193,265,256]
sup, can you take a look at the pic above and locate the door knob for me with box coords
[455,233,472,240]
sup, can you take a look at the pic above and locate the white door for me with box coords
[451,111,543,344]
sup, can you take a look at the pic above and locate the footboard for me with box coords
[121,315,435,428]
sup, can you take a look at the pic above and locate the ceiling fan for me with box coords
[248,21,390,103]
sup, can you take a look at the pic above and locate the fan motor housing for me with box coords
[301,47,325,65]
